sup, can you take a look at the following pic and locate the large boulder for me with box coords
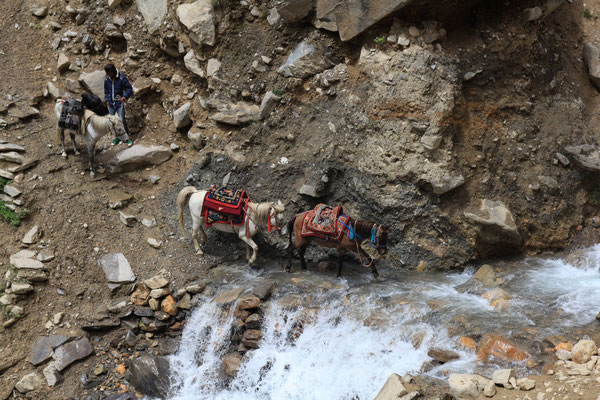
[583,43,600,89]
[210,101,260,125]
[476,334,529,362]
[276,0,313,21]
[448,374,490,400]
[136,0,167,33]
[177,0,216,46]
[79,70,106,98]
[564,144,600,172]
[107,145,172,173]
[127,355,171,399]
[464,199,521,253]
[333,0,408,41]
[278,38,336,78]
[98,253,136,284]
[571,339,597,364]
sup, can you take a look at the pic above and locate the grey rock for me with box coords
[57,53,70,73]
[184,50,205,78]
[206,58,221,77]
[187,130,205,149]
[9,105,40,120]
[107,301,128,313]
[186,282,206,294]
[107,145,172,174]
[177,0,216,46]
[448,374,490,400]
[555,152,570,166]
[276,0,313,21]
[65,78,81,93]
[260,91,281,119]
[15,372,44,393]
[209,101,260,125]
[119,211,136,227]
[16,269,48,282]
[0,152,24,164]
[98,253,136,284]
[108,189,133,209]
[538,175,558,190]
[4,184,22,197]
[584,43,600,90]
[420,134,442,150]
[53,337,94,371]
[128,355,171,399]
[430,173,465,195]
[11,257,45,270]
[267,8,281,25]
[149,175,161,184]
[132,77,153,96]
[464,199,521,246]
[314,0,338,31]
[251,279,276,300]
[173,102,192,129]
[47,82,61,99]
[0,143,25,152]
[79,70,106,98]
[141,217,157,228]
[12,283,34,295]
[144,275,169,289]
[108,0,123,10]
[334,1,407,41]
[43,362,63,387]
[373,373,408,400]
[298,184,322,198]
[22,225,40,244]
[564,144,600,172]
[0,169,15,179]
[8,159,38,173]
[81,318,121,331]
[483,380,496,397]
[492,369,515,385]
[0,293,16,305]
[278,38,336,78]
[517,377,535,391]
[31,7,48,18]
[30,335,70,366]
[136,0,167,33]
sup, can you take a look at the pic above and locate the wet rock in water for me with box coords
[79,70,106,98]
[176,0,215,46]
[517,377,535,391]
[584,43,600,90]
[222,352,242,377]
[251,279,276,300]
[571,339,597,364]
[245,313,262,329]
[476,334,529,362]
[53,337,94,371]
[30,335,70,366]
[448,374,490,400]
[458,336,476,351]
[373,373,409,400]
[473,264,497,287]
[427,347,460,363]
[242,329,262,348]
[161,295,177,316]
[144,275,169,290]
[22,225,40,244]
[214,288,244,305]
[127,355,171,399]
[98,253,136,284]
[278,38,336,78]
[15,372,44,394]
[492,368,515,386]
[107,145,172,174]
[237,294,260,310]
[173,102,192,128]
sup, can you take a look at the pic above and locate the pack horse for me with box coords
[55,98,129,176]
[177,186,285,265]
[287,204,388,277]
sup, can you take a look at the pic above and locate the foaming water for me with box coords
[168,245,600,399]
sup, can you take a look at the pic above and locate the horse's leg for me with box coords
[70,132,80,155]
[286,241,295,273]
[60,127,67,157]
[192,216,204,255]
[356,247,378,278]
[299,244,308,271]
[371,262,379,278]
[239,234,258,265]
[336,249,346,278]
[86,140,96,176]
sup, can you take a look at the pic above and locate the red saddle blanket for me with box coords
[300,204,350,241]
[202,186,248,227]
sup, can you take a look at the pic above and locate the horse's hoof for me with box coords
[285,267,291,273]
[61,152,67,157]
[74,151,81,155]
[196,250,204,255]
[90,171,95,177]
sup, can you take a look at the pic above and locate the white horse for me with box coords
[177,187,285,264]
[55,99,129,176]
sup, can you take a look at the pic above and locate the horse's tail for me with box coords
[177,186,198,236]
[287,216,295,248]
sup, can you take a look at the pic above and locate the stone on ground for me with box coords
[136,0,167,33]
[176,0,215,46]
[107,145,172,174]
[492,368,515,386]
[448,373,490,400]
[128,355,171,399]
[571,339,597,364]
[15,372,44,394]
[373,373,408,400]
[98,253,136,284]
[79,70,106,98]
[53,337,94,371]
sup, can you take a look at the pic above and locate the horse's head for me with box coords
[108,115,129,142]
[267,200,285,232]
[373,224,388,256]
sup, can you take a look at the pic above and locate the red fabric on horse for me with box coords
[300,204,350,241]
[203,186,248,216]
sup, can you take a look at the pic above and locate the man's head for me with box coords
[104,64,117,80]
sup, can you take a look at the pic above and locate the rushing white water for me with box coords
[168,244,600,400]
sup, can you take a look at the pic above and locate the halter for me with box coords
[244,202,281,233]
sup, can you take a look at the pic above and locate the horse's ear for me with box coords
[275,200,285,211]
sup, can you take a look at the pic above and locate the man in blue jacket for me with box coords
[104,64,133,145]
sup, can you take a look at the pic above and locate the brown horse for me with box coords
[286,210,388,277]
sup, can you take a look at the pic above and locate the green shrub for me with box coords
[374,36,386,44]
[0,201,29,227]
[584,8,592,18]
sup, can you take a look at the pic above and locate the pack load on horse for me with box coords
[55,98,129,176]
[81,93,109,116]
[177,185,285,265]
[287,204,388,277]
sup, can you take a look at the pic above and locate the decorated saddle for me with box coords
[300,204,350,241]
[202,186,248,227]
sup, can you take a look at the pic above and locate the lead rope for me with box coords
[354,220,374,268]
